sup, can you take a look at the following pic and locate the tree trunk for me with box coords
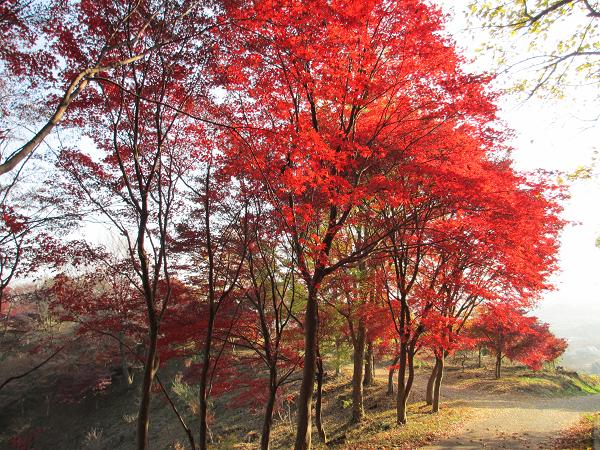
[334,338,341,377]
[351,320,366,423]
[426,362,437,406]
[478,346,482,368]
[397,344,417,425]
[495,352,502,379]
[260,368,278,450]
[363,341,374,386]
[396,344,408,425]
[387,355,399,396]
[136,326,158,450]
[0,71,92,176]
[199,309,216,450]
[294,286,319,450]
[405,349,415,402]
[315,351,327,444]
[431,354,444,413]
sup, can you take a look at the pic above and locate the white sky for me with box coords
[439,1,600,350]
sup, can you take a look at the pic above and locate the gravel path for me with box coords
[424,389,600,449]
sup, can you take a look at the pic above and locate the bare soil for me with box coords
[425,368,600,449]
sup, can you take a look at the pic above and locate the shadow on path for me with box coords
[425,390,600,449]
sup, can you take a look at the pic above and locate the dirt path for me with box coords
[425,388,600,449]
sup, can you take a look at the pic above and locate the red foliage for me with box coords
[0,0,570,444]
[470,304,567,370]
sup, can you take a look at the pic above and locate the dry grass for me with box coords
[228,366,474,449]
[449,365,600,398]
[4,342,594,449]
[552,412,600,449]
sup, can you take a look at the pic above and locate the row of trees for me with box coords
[1,0,567,449]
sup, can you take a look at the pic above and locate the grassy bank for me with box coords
[3,349,597,449]
[229,367,474,449]
[450,365,600,398]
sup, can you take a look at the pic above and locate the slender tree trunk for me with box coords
[387,355,399,396]
[119,330,132,385]
[334,338,341,377]
[156,375,196,450]
[260,368,278,450]
[397,344,417,425]
[199,309,215,450]
[426,362,438,406]
[478,346,482,368]
[0,344,66,392]
[396,343,408,425]
[136,326,158,450]
[294,285,319,450]
[200,168,216,450]
[135,203,161,450]
[405,349,415,398]
[0,71,93,176]
[315,351,327,443]
[363,341,374,386]
[431,354,444,413]
[495,352,502,379]
[351,320,366,423]
[495,333,504,379]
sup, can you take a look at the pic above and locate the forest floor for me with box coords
[1,345,600,449]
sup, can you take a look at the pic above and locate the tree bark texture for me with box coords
[363,340,374,386]
[315,351,327,444]
[396,344,408,425]
[260,368,278,450]
[426,362,438,406]
[431,354,444,413]
[351,320,366,423]
[136,326,158,450]
[294,286,319,450]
